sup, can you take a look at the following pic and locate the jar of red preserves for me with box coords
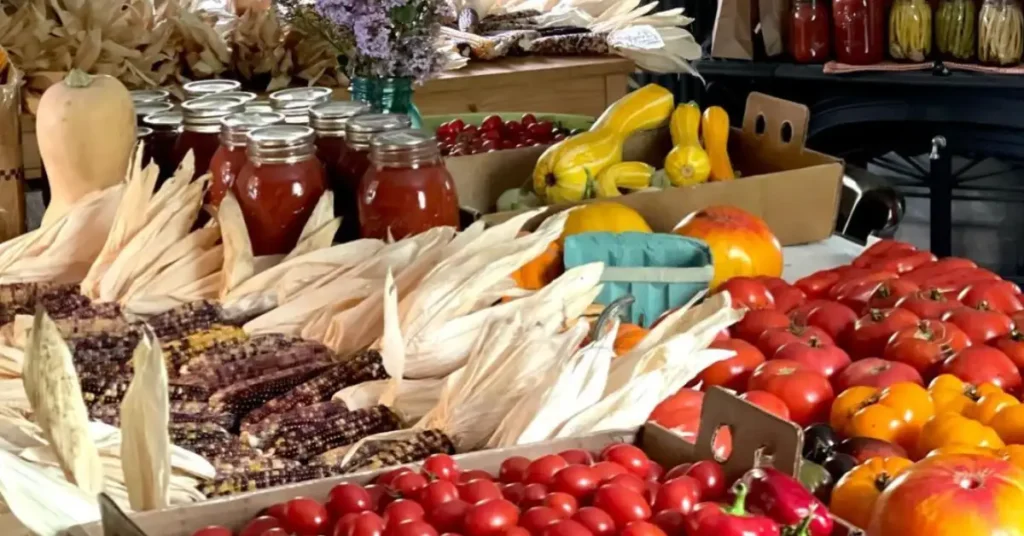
[359,129,460,240]
[135,101,174,126]
[309,101,372,236]
[208,111,284,207]
[336,113,411,241]
[208,91,257,106]
[173,97,246,180]
[834,0,887,64]
[131,89,171,105]
[269,87,332,109]
[183,79,241,100]
[789,0,832,62]
[143,111,184,183]
[235,126,327,255]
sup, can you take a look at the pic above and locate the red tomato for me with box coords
[834,278,913,312]
[520,507,563,535]
[621,521,667,536]
[645,461,664,482]
[505,529,530,536]
[499,457,531,483]
[828,271,899,303]
[192,527,232,536]
[458,479,503,505]
[902,258,978,285]
[557,449,594,466]
[463,499,520,536]
[789,300,859,341]
[652,476,702,513]
[328,483,373,518]
[264,502,288,520]
[843,308,921,359]
[600,444,650,477]
[717,277,776,310]
[944,306,1014,344]
[388,520,439,536]
[731,309,791,344]
[773,339,851,379]
[833,358,923,392]
[365,484,391,512]
[392,472,429,498]
[522,484,549,508]
[339,512,386,536]
[501,483,526,505]
[896,289,964,320]
[572,507,616,536]
[993,332,1024,369]
[699,339,766,391]
[424,454,461,482]
[857,239,917,261]
[550,465,599,499]
[941,346,1023,394]
[958,280,1023,313]
[543,520,594,536]
[460,471,495,483]
[649,510,687,536]
[747,360,834,426]
[240,517,282,536]
[526,455,570,486]
[795,269,845,298]
[769,284,807,313]
[384,500,426,526]
[883,320,971,379]
[592,485,652,527]
[662,464,692,482]
[922,268,1001,295]
[738,390,792,420]
[260,530,289,536]
[420,480,461,512]
[590,461,628,483]
[284,498,329,536]
[543,492,579,518]
[605,474,647,495]
[427,500,470,534]
[756,324,834,357]
[684,461,727,501]
[378,468,416,487]
[865,250,937,274]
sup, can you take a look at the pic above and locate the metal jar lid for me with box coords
[370,129,442,166]
[269,87,333,109]
[246,125,318,165]
[136,126,154,140]
[183,79,242,99]
[245,102,275,114]
[135,101,175,120]
[346,114,413,150]
[309,101,372,137]
[131,89,171,104]
[220,112,286,148]
[143,111,184,132]
[203,91,258,105]
[181,97,246,133]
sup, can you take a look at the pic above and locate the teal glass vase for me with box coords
[349,77,423,129]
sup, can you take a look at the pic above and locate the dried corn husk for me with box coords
[119,328,170,511]
[218,192,255,298]
[0,450,99,536]
[333,378,445,423]
[378,270,405,407]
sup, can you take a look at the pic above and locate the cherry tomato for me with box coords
[364,484,391,512]
[521,507,563,535]
[747,360,835,426]
[463,498,520,536]
[328,483,373,517]
[717,277,775,310]
[506,529,530,536]
[645,461,664,482]
[392,472,429,498]
[240,516,282,536]
[590,461,628,482]
[572,507,616,536]
[481,115,503,132]
[284,498,329,536]
[604,473,646,495]
[652,476,701,513]
[649,510,686,536]
[557,449,594,466]
[499,457,531,483]
[191,527,232,536]
[460,470,495,483]
[600,444,650,477]
[427,499,470,534]
[500,482,526,505]
[662,463,692,482]
[388,520,439,536]
[423,454,461,482]
[384,499,426,526]
[342,512,386,536]
[264,503,288,520]
[543,520,594,536]
[260,530,290,536]
[521,114,538,126]
[550,464,599,499]
[543,492,579,518]
[526,455,570,486]
[459,479,503,505]
[522,483,549,508]
[419,480,460,511]
[378,467,415,487]
[621,521,667,536]
[684,461,727,501]
[593,485,651,527]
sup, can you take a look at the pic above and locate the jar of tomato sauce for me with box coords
[336,113,411,241]
[359,129,460,240]
[173,97,246,180]
[144,111,184,183]
[269,87,332,109]
[309,102,372,234]
[208,111,284,207]
[789,0,832,62]
[235,126,327,255]
[135,101,174,126]
[183,79,241,100]
[834,0,887,64]
[208,91,258,106]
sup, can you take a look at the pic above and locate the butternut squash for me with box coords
[669,102,702,147]
[700,106,736,181]
[38,69,136,226]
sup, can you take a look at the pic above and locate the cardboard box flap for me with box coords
[741,92,810,158]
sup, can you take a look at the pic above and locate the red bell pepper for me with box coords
[685,483,781,536]
[743,467,833,536]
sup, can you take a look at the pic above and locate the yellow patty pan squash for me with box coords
[533,129,622,204]
[561,202,652,244]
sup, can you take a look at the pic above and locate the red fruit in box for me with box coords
[833,358,923,392]
[789,300,859,341]
[895,288,963,320]
[771,284,807,313]
[428,500,470,534]
[521,507,562,535]
[941,346,1022,394]
[992,331,1024,369]
[944,305,1014,343]
[739,390,792,420]
[499,456,531,483]
[828,270,899,302]
[551,465,600,499]
[526,456,569,486]
[843,308,920,359]
[756,324,834,357]
[521,113,538,126]
[958,280,1024,315]
[862,250,937,274]
[593,485,652,527]
[600,444,650,477]
[883,319,971,379]
[732,309,791,343]
[855,239,917,262]
[699,339,766,391]
[481,114,503,132]
[794,268,845,298]
[902,257,978,285]
[748,360,834,426]
[558,449,594,466]
[652,476,702,513]
[773,339,851,378]
[717,276,775,310]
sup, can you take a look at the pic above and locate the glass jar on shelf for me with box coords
[208,111,285,208]
[979,0,1024,65]
[937,0,977,59]
[182,79,241,100]
[234,126,327,256]
[889,0,933,61]
[336,113,411,241]
[143,110,184,183]
[206,91,257,106]
[789,0,832,62]
[359,129,460,240]
[269,87,332,109]
[172,97,246,180]
[309,101,372,233]
[834,0,887,64]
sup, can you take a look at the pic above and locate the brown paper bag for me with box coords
[0,61,25,241]
[711,0,756,59]
[759,0,788,56]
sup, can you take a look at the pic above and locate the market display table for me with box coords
[782,234,865,282]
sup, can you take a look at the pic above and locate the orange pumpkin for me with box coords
[830,456,914,529]
[512,241,564,290]
[870,454,1024,536]
[673,205,783,289]
[614,323,648,356]
[915,412,1005,459]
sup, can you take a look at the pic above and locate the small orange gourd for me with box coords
[511,241,564,290]
[614,323,649,356]
[700,106,736,181]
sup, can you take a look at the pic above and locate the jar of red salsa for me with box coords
[173,97,246,180]
[834,0,886,64]
[235,126,327,255]
[309,102,372,235]
[270,87,332,125]
[183,79,241,100]
[208,111,284,207]
[144,111,184,183]
[359,129,460,240]
[336,114,411,241]
[789,0,832,62]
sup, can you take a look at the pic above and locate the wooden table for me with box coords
[18,56,635,182]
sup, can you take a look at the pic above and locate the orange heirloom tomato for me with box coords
[915,412,1005,460]
[964,391,1020,425]
[829,382,934,449]
[926,445,997,458]
[869,454,1024,536]
[990,404,1024,444]
[997,445,1024,469]
[831,386,878,434]
[928,374,1003,416]
[830,456,913,529]
[614,324,648,356]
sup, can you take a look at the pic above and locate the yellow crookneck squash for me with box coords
[669,102,702,147]
[700,106,736,181]
[594,162,655,198]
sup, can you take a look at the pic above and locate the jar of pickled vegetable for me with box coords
[183,79,241,100]
[980,0,1024,65]
[359,129,460,240]
[789,0,832,62]
[208,111,284,208]
[173,97,246,180]
[235,126,327,255]
[335,113,411,241]
[143,111,184,183]
[937,0,977,59]
[834,0,887,63]
[890,0,933,61]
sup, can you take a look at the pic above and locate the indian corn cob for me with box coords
[88,401,236,429]
[146,300,225,339]
[521,33,611,55]
[0,283,84,323]
[334,429,456,473]
[187,341,335,390]
[240,399,349,440]
[212,452,302,475]
[179,333,300,376]
[208,362,334,418]
[161,324,249,376]
[199,464,343,497]
[241,350,388,427]
[263,405,401,461]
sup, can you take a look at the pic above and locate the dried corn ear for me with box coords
[168,422,233,446]
[89,401,236,429]
[56,313,134,339]
[179,334,299,376]
[146,301,225,339]
[199,464,342,497]
[168,381,212,403]
[240,399,349,440]
[208,362,333,417]
[0,283,83,324]
[161,325,248,375]
[520,33,611,55]
[241,350,388,427]
[264,405,401,461]
[187,341,334,390]
[338,429,456,472]
[211,452,301,475]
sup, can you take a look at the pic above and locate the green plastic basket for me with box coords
[421,113,596,132]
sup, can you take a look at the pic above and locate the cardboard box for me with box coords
[68,388,862,536]
[448,93,844,247]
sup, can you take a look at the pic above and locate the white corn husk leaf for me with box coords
[218,192,256,298]
[245,277,378,336]
[0,379,30,414]
[132,246,224,298]
[377,270,405,407]
[121,226,222,300]
[284,191,339,261]
[0,450,99,536]
[119,328,170,511]
[333,378,446,423]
